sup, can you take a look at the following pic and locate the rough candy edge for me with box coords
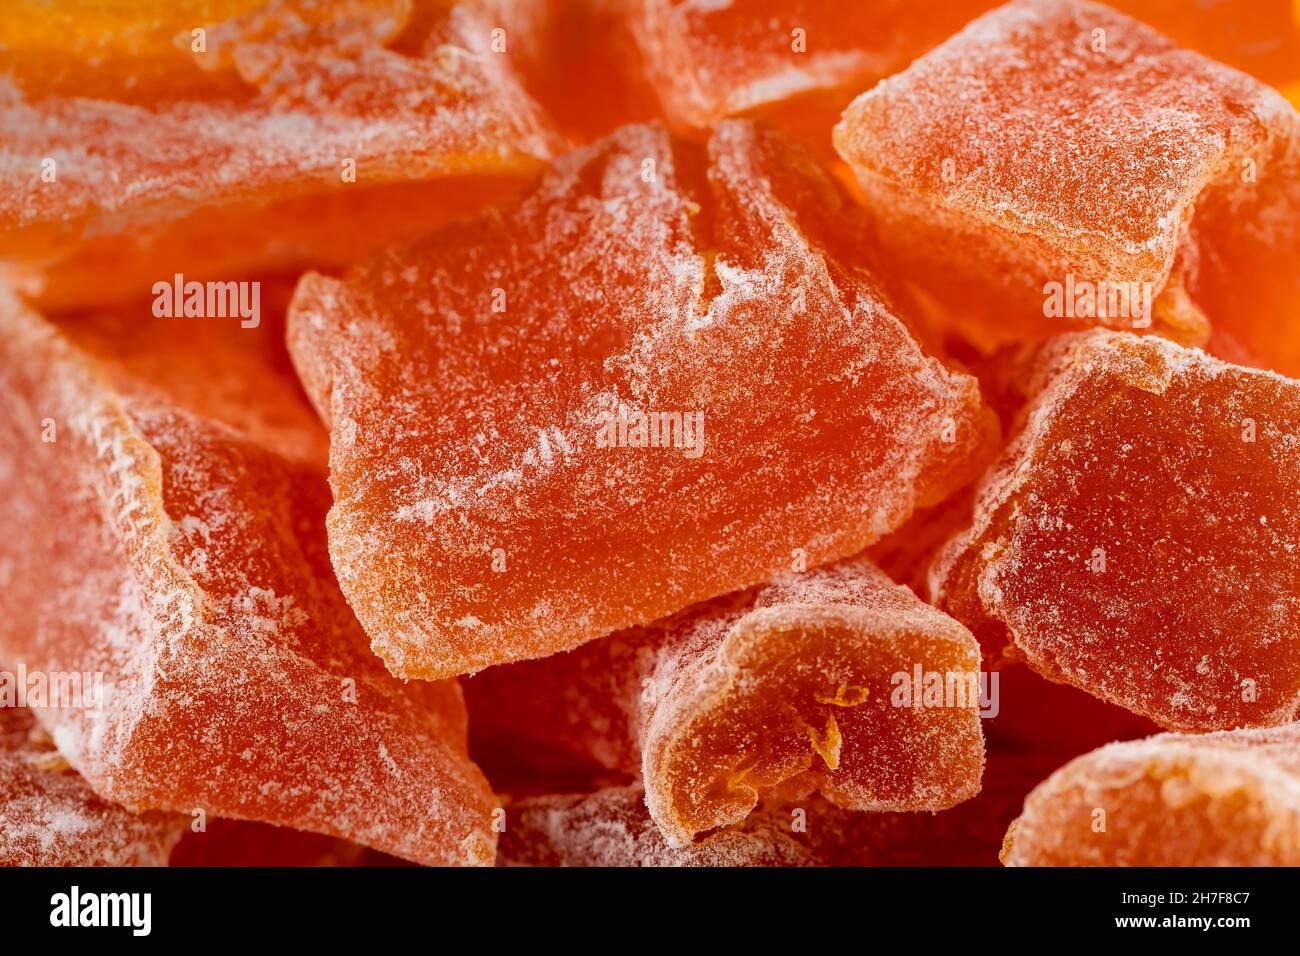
[928,330,1300,729]
[641,596,985,847]
[1001,728,1300,865]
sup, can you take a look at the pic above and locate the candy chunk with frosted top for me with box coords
[0,0,558,311]
[834,0,1300,370]
[627,0,1300,141]
[468,556,985,845]
[628,0,992,133]
[930,330,1300,732]
[0,707,186,866]
[0,286,497,866]
[288,119,997,680]
[1002,724,1300,866]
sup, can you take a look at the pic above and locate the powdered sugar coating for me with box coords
[628,0,993,129]
[470,555,984,845]
[1003,724,1300,865]
[0,287,497,865]
[289,119,998,680]
[833,0,1300,364]
[930,330,1300,731]
[0,707,185,866]
[0,0,558,309]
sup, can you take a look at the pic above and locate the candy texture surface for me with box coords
[1003,724,1300,866]
[834,0,1300,370]
[289,119,997,680]
[470,556,985,844]
[630,0,1300,131]
[0,707,185,866]
[0,287,497,865]
[0,0,558,310]
[931,330,1300,732]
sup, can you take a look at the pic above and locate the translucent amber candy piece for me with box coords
[0,0,263,103]
[0,706,185,866]
[468,556,985,845]
[930,330,1300,732]
[0,287,496,866]
[0,0,559,311]
[1002,724,1300,866]
[834,0,1300,368]
[288,119,997,680]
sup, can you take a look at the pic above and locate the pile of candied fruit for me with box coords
[2,0,1300,867]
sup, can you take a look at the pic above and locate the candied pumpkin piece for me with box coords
[0,706,185,866]
[0,0,559,311]
[930,330,1300,732]
[288,119,997,680]
[0,286,497,866]
[627,0,992,133]
[834,0,1300,370]
[468,557,985,845]
[1002,725,1300,866]
[497,750,1056,867]
[625,1,1300,144]
[0,0,261,103]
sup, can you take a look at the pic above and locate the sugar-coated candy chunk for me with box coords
[834,0,1300,370]
[0,286,497,865]
[0,707,185,866]
[468,556,985,845]
[288,119,998,680]
[0,0,559,311]
[628,0,993,130]
[1002,724,1300,866]
[497,750,1056,866]
[626,0,1300,140]
[930,330,1300,732]
[0,0,260,103]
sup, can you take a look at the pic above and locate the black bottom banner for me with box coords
[0,866,1290,943]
